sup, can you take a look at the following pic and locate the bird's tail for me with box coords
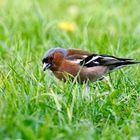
[109,60,140,70]
[114,61,140,67]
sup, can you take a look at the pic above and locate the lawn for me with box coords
[0,0,140,139]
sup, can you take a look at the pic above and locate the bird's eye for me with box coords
[42,58,48,64]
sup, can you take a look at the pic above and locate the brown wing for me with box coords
[66,49,91,60]
[68,49,91,56]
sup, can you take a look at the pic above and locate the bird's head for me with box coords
[42,48,68,71]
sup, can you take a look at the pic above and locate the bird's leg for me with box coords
[103,74,114,91]
[82,81,90,98]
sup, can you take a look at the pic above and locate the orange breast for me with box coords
[52,60,109,83]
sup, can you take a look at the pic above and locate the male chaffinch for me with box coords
[42,48,140,83]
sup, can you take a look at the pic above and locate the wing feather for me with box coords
[80,54,139,70]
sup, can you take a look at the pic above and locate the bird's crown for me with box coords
[43,48,68,59]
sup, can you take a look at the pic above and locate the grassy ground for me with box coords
[1,0,140,139]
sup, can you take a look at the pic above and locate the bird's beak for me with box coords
[43,63,51,71]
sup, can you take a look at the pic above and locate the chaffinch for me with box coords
[42,48,140,83]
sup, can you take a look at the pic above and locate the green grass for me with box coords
[1,0,140,139]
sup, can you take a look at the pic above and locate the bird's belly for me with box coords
[53,66,108,83]
[52,71,75,81]
[53,71,65,80]
[80,66,109,82]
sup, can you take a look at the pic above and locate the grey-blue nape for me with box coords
[43,48,68,59]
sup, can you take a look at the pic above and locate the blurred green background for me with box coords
[0,0,140,139]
